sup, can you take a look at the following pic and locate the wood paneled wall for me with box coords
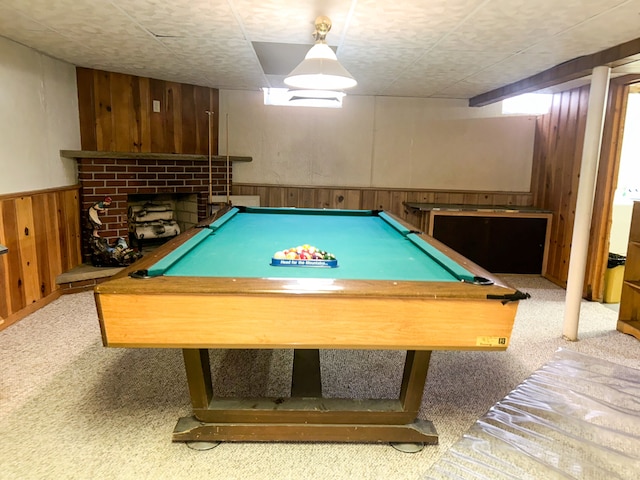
[532,74,640,299]
[531,86,590,287]
[76,68,219,155]
[0,186,81,330]
[232,183,533,227]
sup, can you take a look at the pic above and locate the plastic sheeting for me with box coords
[425,349,640,479]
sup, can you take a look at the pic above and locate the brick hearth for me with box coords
[75,155,230,261]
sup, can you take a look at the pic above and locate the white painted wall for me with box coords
[220,90,535,191]
[0,37,80,195]
[0,36,536,196]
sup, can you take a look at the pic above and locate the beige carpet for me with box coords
[1,275,639,479]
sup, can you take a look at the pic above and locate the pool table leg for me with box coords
[174,348,438,444]
[182,349,213,409]
[400,350,432,413]
[291,349,322,397]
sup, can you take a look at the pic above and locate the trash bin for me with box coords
[604,253,626,303]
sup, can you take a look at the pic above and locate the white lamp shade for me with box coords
[284,43,357,90]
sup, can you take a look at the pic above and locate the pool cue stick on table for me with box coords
[225,113,230,205]
[205,110,215,216]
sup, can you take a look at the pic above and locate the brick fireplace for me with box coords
[74,153,233,262]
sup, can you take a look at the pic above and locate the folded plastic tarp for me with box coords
[425,348,640,480]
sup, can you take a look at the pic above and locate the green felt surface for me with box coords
[159,209,474,282]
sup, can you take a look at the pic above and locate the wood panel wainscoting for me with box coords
[232,183,533,230]
[0,185,82,331]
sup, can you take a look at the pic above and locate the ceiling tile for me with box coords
[0,0,639,100]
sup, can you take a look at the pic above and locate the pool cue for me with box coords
[205,110,214,215]
[226,113,230,205]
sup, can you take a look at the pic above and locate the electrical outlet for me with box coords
[152,100,161,112]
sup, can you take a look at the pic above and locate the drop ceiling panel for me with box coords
[114,0,239,38]
[2,0,141,36]
[0,0,638,100]
[383,49,514,97]
[342,0,488,49]
[437,0,622,53]
[526,2,640,56]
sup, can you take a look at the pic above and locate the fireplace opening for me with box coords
[127,193,198,253]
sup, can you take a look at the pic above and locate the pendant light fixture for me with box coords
[284,16,357,91]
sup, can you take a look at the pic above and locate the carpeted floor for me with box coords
[1,275,639,479]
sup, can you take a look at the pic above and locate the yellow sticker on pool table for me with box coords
[476,336,508,347]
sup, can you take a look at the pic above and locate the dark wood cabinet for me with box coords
[404,203,552,274]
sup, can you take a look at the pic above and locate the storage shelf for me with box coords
[617,320,640,341]
[618,201,640,341]
[624,280,640,293]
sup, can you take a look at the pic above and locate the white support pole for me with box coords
[562,65,611,341]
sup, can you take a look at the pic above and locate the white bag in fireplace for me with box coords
[129,203,174,223]
[134,220,181,240]
[129,203,181,240]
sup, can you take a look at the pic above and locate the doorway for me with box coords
[606,84,640,304]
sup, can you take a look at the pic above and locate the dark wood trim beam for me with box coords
[60,150,252,162]
[469,37,640,107]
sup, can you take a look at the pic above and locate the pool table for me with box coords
[95,206,528,445]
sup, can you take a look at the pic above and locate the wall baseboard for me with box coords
[0,290,62,332]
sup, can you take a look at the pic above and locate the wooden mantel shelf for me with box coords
[60,150,252,163]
